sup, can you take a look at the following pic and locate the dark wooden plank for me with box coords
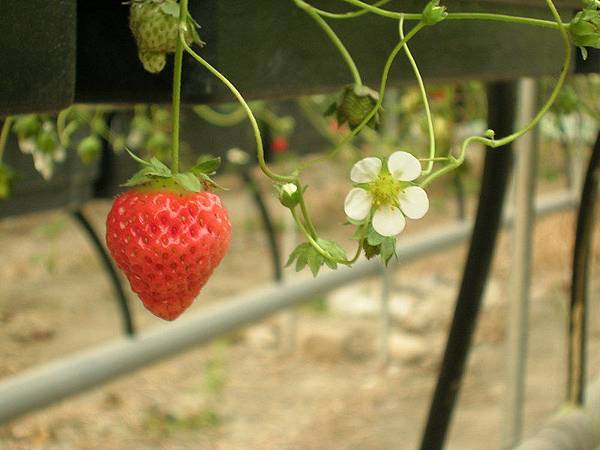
[0,0,76,116]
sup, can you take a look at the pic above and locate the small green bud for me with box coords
[77,135,103,164]
[36,123,59,154]
[484,129,496,139]
[422,0,448,26]
[90,116,107,136]
[278,183,301,208]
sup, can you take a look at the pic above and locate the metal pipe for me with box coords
[503,78,538,448]
[71,209,135,336]
[420,81,517,450]
[568,129,600,405]
[515,377,600,450]
[0,190,576,424]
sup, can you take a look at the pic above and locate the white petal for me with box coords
[344,188,373,221]
[399,186,429,219]
[372,205,406,237]
[351,157,382,183]
[387,151,422,181]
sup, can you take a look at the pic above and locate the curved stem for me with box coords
[193,104,248,127]
[300,19,425,170]
[294,0,363,86]
[170,0,188,174]
[398,18,435,175]
[420,0,571,187]
[183,41,295,183]
[296,181,318,238]
[339,0,568,29]
[0,117,14,162]
[300,0,391,19]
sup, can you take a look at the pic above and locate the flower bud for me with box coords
[422,0,448,26]
[279,183,301,208]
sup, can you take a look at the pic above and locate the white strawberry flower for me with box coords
[344,151,429,237]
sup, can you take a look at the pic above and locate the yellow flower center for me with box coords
[369,173,402,208]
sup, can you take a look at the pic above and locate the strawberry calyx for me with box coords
[123,148,224,193]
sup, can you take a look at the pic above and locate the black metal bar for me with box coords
[239,169,283,282]
[71,209,136,336]
[419,81,516,450]
[568,129,600,405]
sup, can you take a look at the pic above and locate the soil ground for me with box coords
[0,159,599,450]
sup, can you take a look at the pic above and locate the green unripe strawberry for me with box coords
[129,0,202,73]
[336,84,381,131]
[13,115,41,140]
[36,123,59,154]
[77,135,103,165]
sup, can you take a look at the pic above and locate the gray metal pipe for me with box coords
[0,191,577,424]
[515,378,600,450]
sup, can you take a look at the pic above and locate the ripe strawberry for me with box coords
[129,0,203,73]
[270,136,289,154]
[106,185,231,320]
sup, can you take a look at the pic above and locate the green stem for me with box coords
[420,0,571,187]
[294,0,363,86]
[398,17,435,175]
[193,104,248,127]
[0,116,14,162]
[183,41,295,183]
[290,208,332,259]
[338,0,568,29]
[300,19,425,170]
[171,0,188,174]
[298,0,391,19]
[296,182,318,238]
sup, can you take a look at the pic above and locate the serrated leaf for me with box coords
[285,243,311,268]
[122,167,154,187]
[317,239,347,263]
[296,250,309,272]
[192,156,221,175]
[174,172,202,192]
[307,251,324,277]
[324,258,338,270]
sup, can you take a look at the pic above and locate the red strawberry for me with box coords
[106,187,231,320]
[271,136,289,154]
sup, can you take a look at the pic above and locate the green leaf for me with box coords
[367,225,385,246]
[285,243,311,267]
[296,250,309,272]
[174,172,202,192]
[192,156,221,175]
[160,0,180,17]
[307,251,324,277]
[123,167,154,187]
[317,239,347,263]
[148,157,171,176]
[380,237,397,266]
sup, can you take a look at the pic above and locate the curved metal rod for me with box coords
[419,81,517,450]
[239,169,283,282]
[71,209,136,336]
[568,129,600,405]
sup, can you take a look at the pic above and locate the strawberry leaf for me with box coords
[192,156,221,176]
[174,172,202,192]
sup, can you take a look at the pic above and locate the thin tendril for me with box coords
[182,41,295,183]
[420,0,571,187]
[300,20,425,170]
[294,0,363,86]
[398,17,435,175]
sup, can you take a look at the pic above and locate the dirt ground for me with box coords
[0,159,599,450]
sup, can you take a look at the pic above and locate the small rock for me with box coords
[388,332,428,364]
